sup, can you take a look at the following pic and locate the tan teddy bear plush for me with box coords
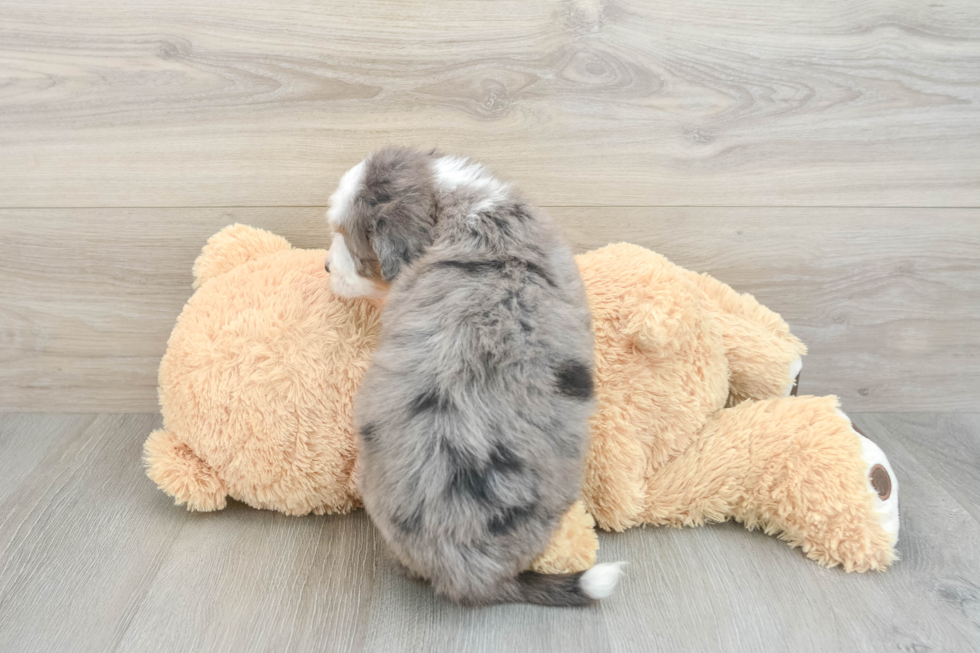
[145,224,899,574]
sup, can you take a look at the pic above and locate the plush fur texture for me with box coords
[640,396,896,571]
[145,225,899,578]
[150,224,378,516]
[326,148,601,606]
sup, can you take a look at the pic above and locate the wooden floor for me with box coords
[1,0,979,651]
[0,412,977,652]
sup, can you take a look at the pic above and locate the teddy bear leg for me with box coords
[689,271,806,404]
[640,396,898,571]
[835,409,900,540]
[730,397,899,571]
[529,501,599,574]
[143,429,228,511]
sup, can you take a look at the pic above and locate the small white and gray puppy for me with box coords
[325,146,624,606]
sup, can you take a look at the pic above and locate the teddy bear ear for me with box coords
[624,287,700,358]
[192,224,292,288]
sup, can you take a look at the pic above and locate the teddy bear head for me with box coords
[157,224,383,515]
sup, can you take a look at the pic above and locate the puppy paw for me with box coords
[391,559,428,584]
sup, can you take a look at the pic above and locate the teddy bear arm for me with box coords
[691,271,806,404]
[640,396,898,572]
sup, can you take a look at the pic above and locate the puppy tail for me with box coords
[516,562,626,607]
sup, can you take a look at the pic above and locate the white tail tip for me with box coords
[580,562,627,599]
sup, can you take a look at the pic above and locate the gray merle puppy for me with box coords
[325,146,624,606]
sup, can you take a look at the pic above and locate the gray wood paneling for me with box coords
[0,1,978,207]
[2,208,976,412]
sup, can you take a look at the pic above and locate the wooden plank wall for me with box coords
[0,0,978,412]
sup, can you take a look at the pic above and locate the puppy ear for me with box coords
[372,203,434,282]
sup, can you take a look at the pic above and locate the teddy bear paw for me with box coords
[837,410,900,541]
[783,357,803,397]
